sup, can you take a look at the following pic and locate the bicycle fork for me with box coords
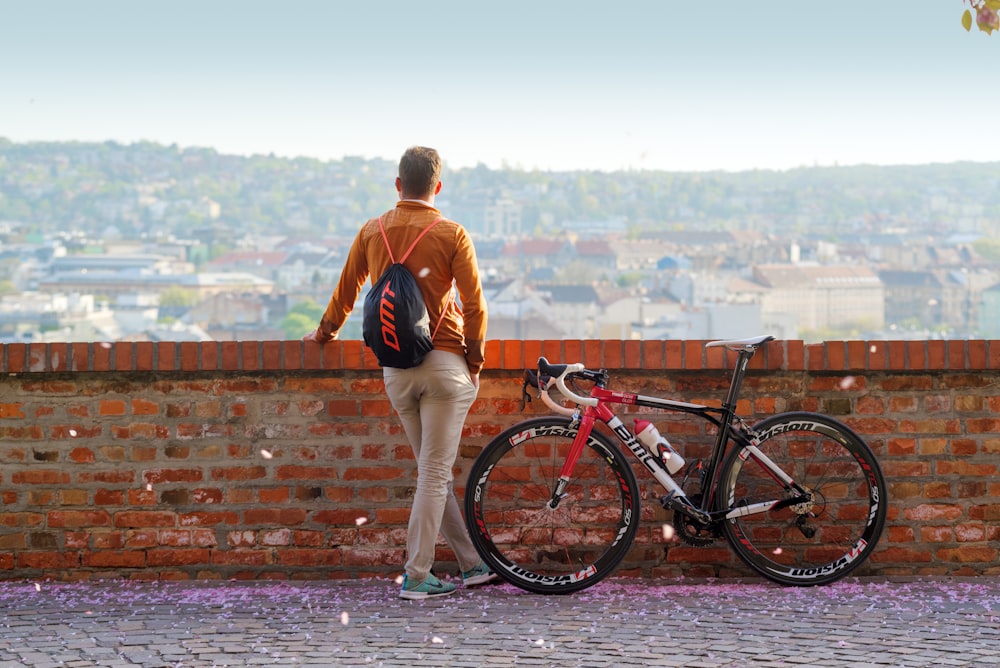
[548,410,595,509]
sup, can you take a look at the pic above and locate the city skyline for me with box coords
[3,1,998,173]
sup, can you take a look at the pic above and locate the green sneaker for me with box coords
[399,573,457,600]
[462,561,501,587]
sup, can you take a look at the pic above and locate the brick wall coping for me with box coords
[3,339,999,375]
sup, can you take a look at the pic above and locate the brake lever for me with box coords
[520,369,551,411]
[521,369,536,410]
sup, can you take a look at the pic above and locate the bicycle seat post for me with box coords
[721,345,757,412]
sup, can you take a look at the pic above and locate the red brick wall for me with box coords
[0,338,998,581]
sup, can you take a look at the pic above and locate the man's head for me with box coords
[397,146,443,200]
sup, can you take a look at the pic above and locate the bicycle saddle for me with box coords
[705,335,775,350]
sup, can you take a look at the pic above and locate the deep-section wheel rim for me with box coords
[465,417,640,594]
[718,412,887,586]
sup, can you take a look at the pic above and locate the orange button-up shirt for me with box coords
[317,200,488,374]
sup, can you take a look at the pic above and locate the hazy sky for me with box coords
[3,1,999,172]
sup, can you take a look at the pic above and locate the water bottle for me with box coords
[634,419,685,475]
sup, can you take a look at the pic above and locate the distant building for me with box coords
[482,198,522,237]
[614,238,677,271]
[979,283,1000,338]
[596,290,683,340]
[483,278,565,339]
[497,239,569,273]
[205,251,289,281]
[879,270,944,330]
[121,321,213,342]
[752,264,885,334]
[198,197,222,220]
[539,284,601,338]
[639,303,767,341]
[573,240,617,272]
[39,269,274,299]
[560,219,627,238]
[275,251,342,291]
[50,254,187,274]
[182,291,286,341]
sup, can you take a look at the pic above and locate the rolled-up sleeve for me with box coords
[317,227,370,342]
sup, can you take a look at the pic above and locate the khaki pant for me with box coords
[383,350,481,581]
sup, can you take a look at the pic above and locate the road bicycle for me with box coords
[464,335,887,594]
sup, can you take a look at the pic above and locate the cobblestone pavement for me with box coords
[0,576,998,667]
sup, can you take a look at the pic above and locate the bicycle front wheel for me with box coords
[464,416,640,594]
[718,412,887,586]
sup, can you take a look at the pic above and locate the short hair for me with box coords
[398,146,442,197]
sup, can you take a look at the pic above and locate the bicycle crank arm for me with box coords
[662,495,712,524]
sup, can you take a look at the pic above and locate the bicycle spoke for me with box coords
[465,417,639,594]
[719,413,886,586]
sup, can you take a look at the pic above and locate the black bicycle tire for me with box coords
[464,415,640,594]
[717,411,887,586]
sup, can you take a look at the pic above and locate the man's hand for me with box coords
[302,330,322,343]
[470,373,480,390]
[304,329,339,343]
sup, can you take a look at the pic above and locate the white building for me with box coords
[752,264,885,335]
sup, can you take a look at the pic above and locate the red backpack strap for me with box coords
[376,215,396,263]
[378,216,451,342]
[405,219,448,341]
[431,287,453,341]
[398,218,442,263]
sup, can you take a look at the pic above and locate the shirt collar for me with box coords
[395,199,439,213]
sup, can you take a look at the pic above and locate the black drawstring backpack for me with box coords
[362,216,450,369]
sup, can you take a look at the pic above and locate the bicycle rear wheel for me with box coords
[717,412,887,586]
[464,416,640,594]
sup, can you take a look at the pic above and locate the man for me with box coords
[304,146,497,599]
